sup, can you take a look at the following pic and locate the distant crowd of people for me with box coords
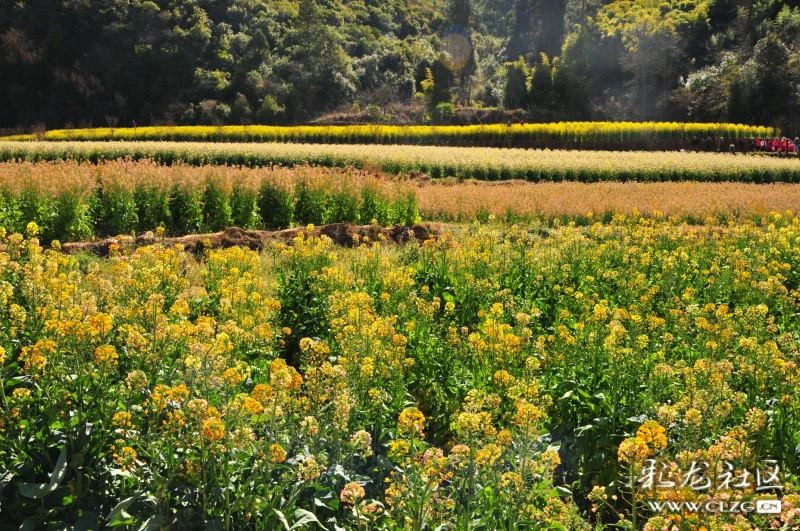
[691,135,800,156]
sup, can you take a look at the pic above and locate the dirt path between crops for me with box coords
[59,223,437,256]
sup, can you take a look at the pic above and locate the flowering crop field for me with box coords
[0,161,417,241]
[419,181,800,224]
[1,216,799,530]
[3,161,800,245]
[3,141,800,183]
[0,122,775,149]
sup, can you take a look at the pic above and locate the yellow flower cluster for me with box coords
[1,214,799,531]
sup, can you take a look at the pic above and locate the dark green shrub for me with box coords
[293,180,327,226]
[202,178,233,232]
[327,186,359,224]
[359,185,390,224]
[231,184,260,229]
[97,183,138,236]
[134,184,171,233]
[52,192,93,242]
[0,190,23,233]
[258,180,294,229]
[169,185,204,234]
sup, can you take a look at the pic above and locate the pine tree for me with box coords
[538,0,566,59]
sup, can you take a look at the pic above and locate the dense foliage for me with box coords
[2,0,799,131]
[1,218,799,530]
[0,122,776,150]
[4,141,800,183]
[0,161,418,242]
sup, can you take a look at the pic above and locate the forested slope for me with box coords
[1,0,799,131]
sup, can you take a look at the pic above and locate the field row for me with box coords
[0,122,776,149]
[3,141,800,182]
[420,180,800,224]
[2,221,798,530]
[2,161,800,243]
[0,161,417,242]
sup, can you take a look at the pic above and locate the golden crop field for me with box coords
[1,161,798,247]
[418,181,800,223]
[0,122,775,147]
[2,141,800,182]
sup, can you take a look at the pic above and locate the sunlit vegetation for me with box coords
[0,160,418,241]
[1,218,798,529]
[417,181,800,224]
[0,122,775,150]
[4,141,800,183]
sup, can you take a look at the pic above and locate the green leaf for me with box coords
[18,482,56,499]
[51,446,68,486]
[74,515,100,531]
[290,509,326,529]
[137,515,166,531]
[274,509,291,531]
[106,494,139,522]
[555,486,573,497]
[19,517,40,531]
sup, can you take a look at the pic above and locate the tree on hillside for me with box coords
[421,64,454,116]
[444,0,477,104]
[529,53,554,113]
[597,0,710,118]
[507,0,567,61]
[504,56,529,109]
[537,0,568,59]
[508,0,537,60]
[289,0,357,118]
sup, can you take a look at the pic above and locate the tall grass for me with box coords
[0,122,776,149]
[0,160,418,241]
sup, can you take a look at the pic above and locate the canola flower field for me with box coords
[0,122,775,149]
[1,216,800,530]
[3,141,800,182]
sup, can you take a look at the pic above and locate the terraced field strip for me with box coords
[3,141,800,182]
